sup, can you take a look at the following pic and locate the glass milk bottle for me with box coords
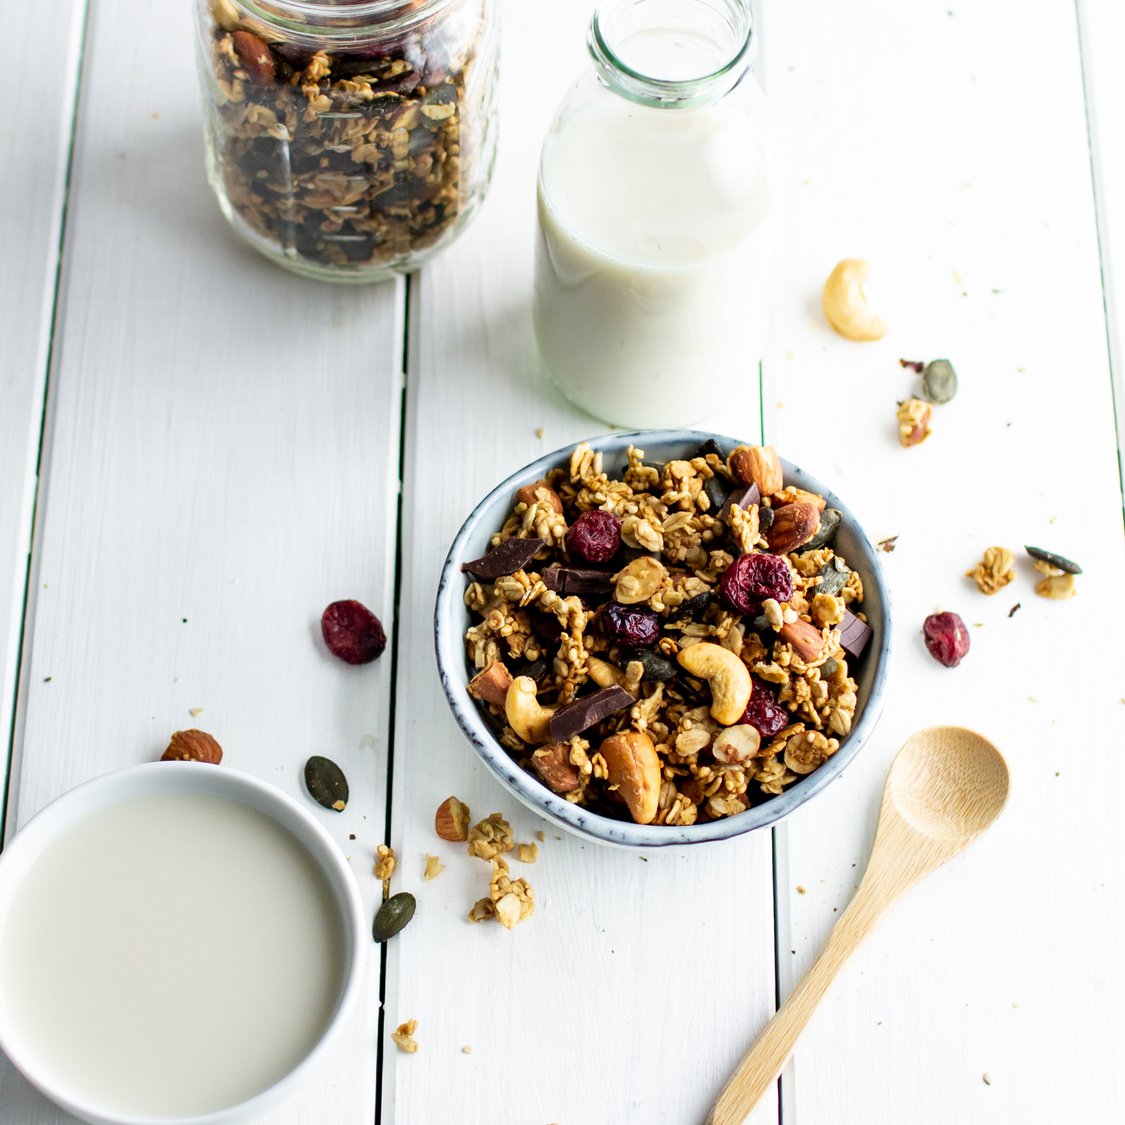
[533,0,774,426]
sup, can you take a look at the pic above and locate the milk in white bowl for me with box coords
[533,0,775,427]
[0,764,365,1124]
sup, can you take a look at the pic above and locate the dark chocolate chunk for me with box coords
[693,438,726,461]
[838,611,873,661]
[541,565,614,598]
[719,482,761,521]
[703,475,729,512]
[1024,545,1082,575]
[548,686,633,742]
[461,537,545,579]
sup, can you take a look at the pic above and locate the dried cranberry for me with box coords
[922,611,970,668]
[599,603,661,648]
[321,600,386,664]
[741,679,789,739]
[566,510,621,564]
[718,553,794,614]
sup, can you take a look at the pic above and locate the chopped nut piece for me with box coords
[391,1019,418,1054]
[467,813,514,861]
[966,546,1015,595]
[518,842,539,864]
[467,661,513,707]
[435,796,471,842]
[375,845,396,898]
[896,398,933,447]
[467,897,496,923]
[423,853,445,881]
[1035,573,1076,600]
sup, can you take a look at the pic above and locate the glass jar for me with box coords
[194,0,499,282]
[533,0,774,427]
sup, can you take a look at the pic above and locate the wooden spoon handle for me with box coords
[706,885,884,1125]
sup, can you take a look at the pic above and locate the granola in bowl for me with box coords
[440,434,887,839]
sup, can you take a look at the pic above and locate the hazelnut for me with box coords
[434,796,471,842]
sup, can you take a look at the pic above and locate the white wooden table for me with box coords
[4,1,1124,1122]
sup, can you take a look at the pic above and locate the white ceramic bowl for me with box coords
[435,429,893,848]
[0,763,366,1125]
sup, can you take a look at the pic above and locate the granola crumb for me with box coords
[462,1045,473,1054]
[535,427,546,439]
[796,885,807,895]
[982,1072,992,1086]
[535,829,545,842]
[1008,602,1021,618]
[467,897,495,923]
[877,535,898,553]
[391,1019,418,1054]
[518,842,539,864]
[423,853,445,881]
[375,844,396,898]
[188,706,203,717]
[965,546,1015,595]
[467,812,514,861]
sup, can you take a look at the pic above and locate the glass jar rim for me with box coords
[588,0,754,109]
[234,0,457,37]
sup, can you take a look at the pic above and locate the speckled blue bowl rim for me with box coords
[434,430,893,849]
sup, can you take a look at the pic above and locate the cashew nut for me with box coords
[599,730,661,824]
[675,642,753,726]
[821,259,887,341]
[504,677,556,744]
[613,557,667,605]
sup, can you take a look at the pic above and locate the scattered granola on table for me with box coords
[466,812,514,860]
[423,853,445,880]
[374,844,396,898]
[198,0,498,276]
[966,546,1015,595]
[391,1019,419,1054]
[459,440,874,827]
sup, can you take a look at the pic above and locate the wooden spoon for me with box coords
[707,726,1009,1125]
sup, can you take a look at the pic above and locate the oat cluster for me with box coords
[966,546,1015,595]
[463,442,868,826]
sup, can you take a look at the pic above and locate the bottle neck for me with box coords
[587,0,753,110]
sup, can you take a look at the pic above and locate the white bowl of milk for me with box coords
[0,763,366,1124]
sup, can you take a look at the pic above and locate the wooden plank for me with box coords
[0,0,405,1119]
[382,3,775,1122]
[1077,0,1125,498]
[0,0,87,817]
[763,1,1125,1121]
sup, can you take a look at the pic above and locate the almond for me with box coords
[729,445,784,495]
[434,796,471,842]
[764,501,820,554]
[231,30,276,85]
[773,486,827,513]
[599,731,661,825]
[467,660,512,707]
[530,742,581,794]
[515,480,563,514]
[162,729,223,764]
[778,618,826,663]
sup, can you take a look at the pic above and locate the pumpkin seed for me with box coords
[822,657,839,678]
[304,755,349,812]
[703,474,730,512]
[816,558,850,599]
[803,508,842,551]
[922,359,958,404]
[373,891,416,942]
[693,439,726,461]
[619,647,679,682]
[758,505,774,533]
[1024,545,1082,575]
